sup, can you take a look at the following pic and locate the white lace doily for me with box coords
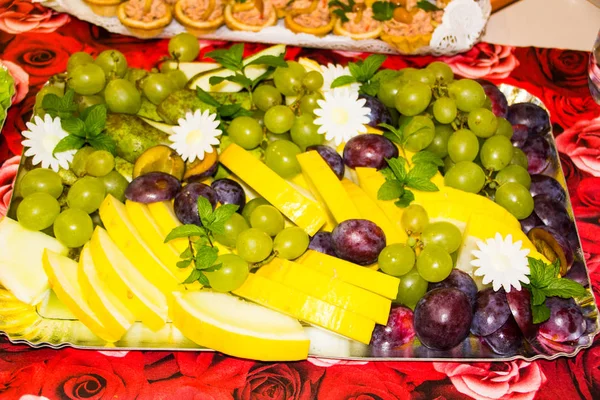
[40,0,490,55]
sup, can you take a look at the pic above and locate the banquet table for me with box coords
[0,2,599,400]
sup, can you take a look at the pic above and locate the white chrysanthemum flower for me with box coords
[320,63,361,94]
[471,233,531,293]
[313,88,371,146]
[22,114,75,172]
[169,109,222,162]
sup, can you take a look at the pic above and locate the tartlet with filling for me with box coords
[285,0,337,37]
[174,0,225,35]
[117,0,174,38]
[331,0,382,40]
[224,0,278,32]
[84,0,124,17]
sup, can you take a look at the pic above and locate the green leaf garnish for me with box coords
[42,88,78,120]
[416,1,441,12]
[330,75,358,89]
[330,54,387,95]
[329,0,356,23]
[372,1,398,21]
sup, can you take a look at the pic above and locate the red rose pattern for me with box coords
[0,4,599,400]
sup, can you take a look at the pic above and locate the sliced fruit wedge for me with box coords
[90,227,168,331]
[161,61,221,80]
[288,174,336,232]
[78,243,135,337]
[220,143,326,236]
[170,290,309,361]
[99,195,180,292]
[233,273,376,344]
[257,258,391,324]
[0,218,68,305]
[147,200,189,253]
[42,250,121,342]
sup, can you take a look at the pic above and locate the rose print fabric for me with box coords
[0,2,600,399]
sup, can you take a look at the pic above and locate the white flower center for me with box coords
[490,252,511,272]
[186,129,204,145]
[332,107,349,125]
[42,134,60,153]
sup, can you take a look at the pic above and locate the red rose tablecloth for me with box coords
[0,3,599,400]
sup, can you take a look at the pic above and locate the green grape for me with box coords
[264,105,295,134]
[253,85,282,112]
[421,221,462,253]
[101,170,128,202]
[17,192,60,231]
[377,77,403,108]
[265,140,301,178]
[273,61,306,96]
[432,97,457,124]
[401,204,429,233]
[299,92,323,115]
[394,267,428,309]
[425,124,453,158]
[236,228,273,262]
[448,79,486,112]
[168,32,200,62]
[94,50,128,78]
[412,69,436,86]
[85,150,115,177]
[403,115,435,152]
[496,164,531,189]
[125,68,149,85]
[395,82,431,116]
[228,116,264,149]
[426,61,454,84]
[510,147,529,169]
[69,64,106,95]
[378,244,415,276]
[467,108,498,138]
[302,71,324,91]
[105,78,141,114]
[71,147,96,177]
[290,114,323,150]
[448,129,479,162]
[495,182,534,220]
[166,70,188,90]
[53,208,93,248]
[67,176,106,213]
[20,169,63,199]
[214,213,249,247]
[250,204,284,236]
[75,94,105,113]
[495,117,513,139]
[67,52,94,74]
[204,253,249,292]
[142,73,174,105]
[242,197,270,222]
[444,161,486,193]
[273,227,309,259]
[416,244,453,282]
[253,109,265,127]
[443,155,455,173]
[480,135,513,171]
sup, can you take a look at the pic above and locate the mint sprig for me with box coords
[329,0,356,23]
[164,197,239,286]
[416,1,441,12]
[371,0,440,21]
[330,54,387,96]
[196,87,253,129]
[524,257,587,324]
[42,88,77,120]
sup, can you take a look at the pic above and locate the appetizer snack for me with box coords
[224,0,278,32]
[117,0,174,38]
[84,0,124,17]
[331,0,382,40]
[174,0,225,35]
[285,0,337,36]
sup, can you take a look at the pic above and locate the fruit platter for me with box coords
[41,0,490,55]
[0,35,597,362]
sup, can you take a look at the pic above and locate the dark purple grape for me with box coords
[343,134,398,170]
[533,194,572,236]
[482,317,522,355]
[539,297,586,343]
[528,226,574,274]
[520,212,542,234]
[478,80,508,117]
[308,231,336,256]
[370,305,416,348]
[522,136,551,174]
[530,175,566,204]
[505,288,538,341]
[359,94,393,127]
[174,182,217,225]
[331,219,386,265]
[507,103,550,136]
[428,269,478,307]
[511,124,529,148]
[470,288,511,336]
[124,172,181,204]
[306,145,345,180]
[211,178,246,211]
[564,261,589,287]
[414,288,472,350]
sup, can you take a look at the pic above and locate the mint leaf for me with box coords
[543,279,587,299]
[372,1,397,21]
[165,225,206,243]
[395,190,415,208]
[372,69,401,84]
[416,0,441,11]
[184,269,202,284]
[53,135,85,155]
[378,180,404,201]
[360,81,379,97]
[84,104,107,137]
[196,87,221,108]
[386,157,407,183]
[209,204,240,235]
[245,55,287,68]
[203,262,223,273]
[408,162,439,181]
[41,93,62,114]
[532,303,551,324]
[176,259,193,269]
[88,134,116,155]
[206,44,244,71]
[380,167,396,181]
[61,88,75,109]
[412,151,444,167]
[180,247,193,259]
[530,287,546,306]
[218,104,244,118]
[197,196,214,221]
[209,76,227,86]
[384,131,403,146]
[528,257,544,286]
[197,273,210,286]
[333,8,349,22]
[330,75,357,89]
[379,123,404,145]
[194,245,219,270]
[61,118,86,137]
[360,54,386,81]
[406,177,438,192]
[224,74,253,89]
